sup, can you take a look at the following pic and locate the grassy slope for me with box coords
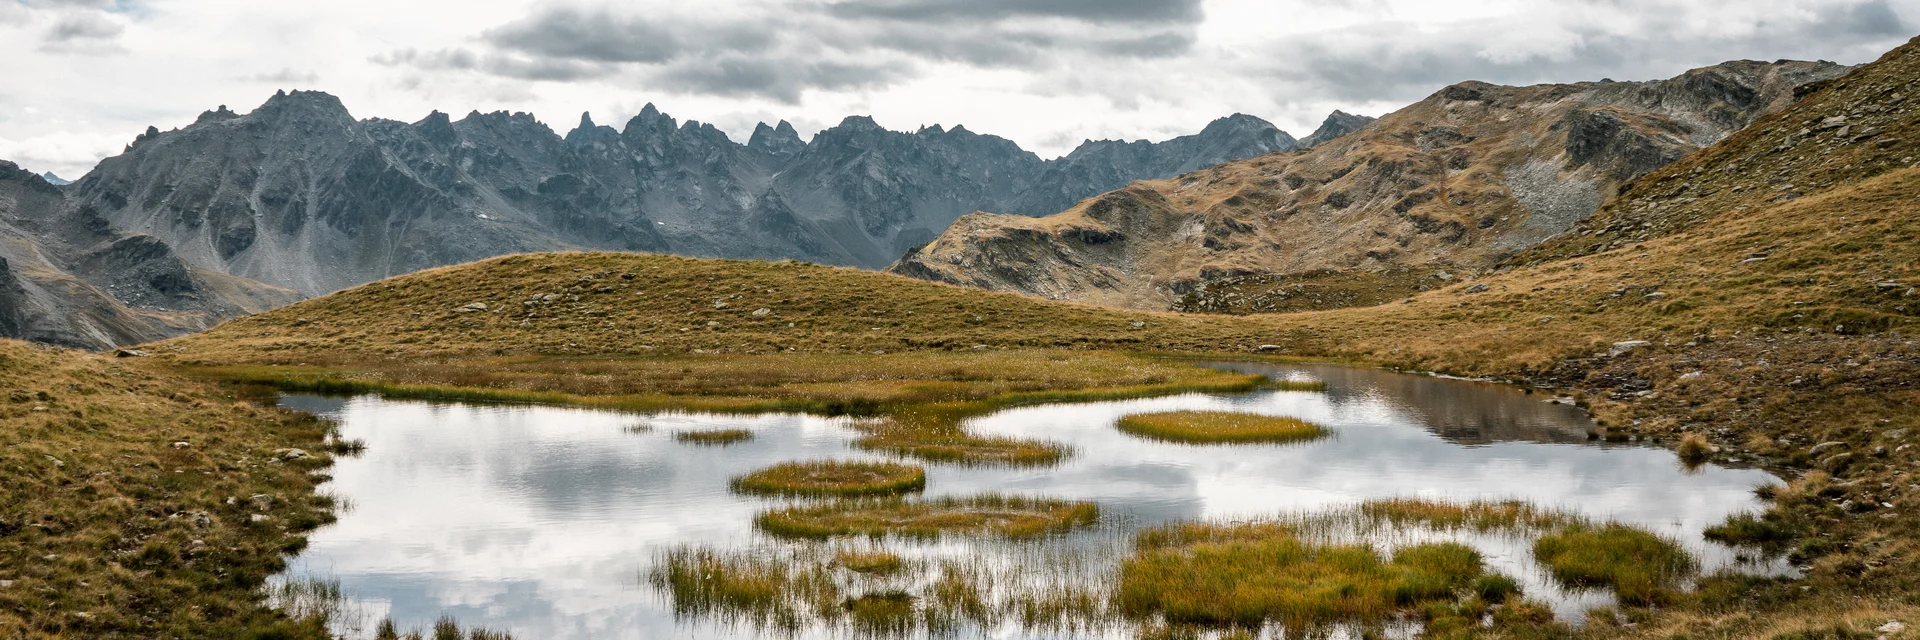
[0,340,335,639]
[144,39,1920,639]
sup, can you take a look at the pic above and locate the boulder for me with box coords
[1608,340,1652,357]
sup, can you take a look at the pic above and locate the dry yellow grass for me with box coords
[0,340,336,638]
[1115,411,1329,444]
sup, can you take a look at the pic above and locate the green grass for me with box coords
[755,494,1100,540]
[832,550,907,575]
[731,461,927,497]
[649,547,841,632]
[1704,512,1801,550]
[1118,520,1488,627]
[1115,411,1329,444]
[675,429,754,445]
[1533,523,1699,605]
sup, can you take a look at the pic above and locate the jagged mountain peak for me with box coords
[256,89,353,118]
[748,120,805,156]
[38,170,71,186]
[1299,110,1377,148]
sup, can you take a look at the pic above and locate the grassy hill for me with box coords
[0,339,337,639]
[58,34,1913,640]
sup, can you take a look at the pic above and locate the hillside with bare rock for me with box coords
[890,59,1849,310]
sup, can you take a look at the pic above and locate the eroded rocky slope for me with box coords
[0,162,297,348]
[890,60,1849,310]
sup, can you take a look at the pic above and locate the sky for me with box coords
[1,0,1915,179]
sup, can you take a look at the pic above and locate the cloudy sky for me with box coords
[1,0,1914,179]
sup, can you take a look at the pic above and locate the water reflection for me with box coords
[279,362,1783,639]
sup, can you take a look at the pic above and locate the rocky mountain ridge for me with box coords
[62,92,1323,297]
[889,59,1851,311]
[1,94,1342,347]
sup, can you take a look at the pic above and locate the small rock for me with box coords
[1877,620,1907,636]
[113,349,151,358]
[249,514,272,524]
[706,321,720,327]
[752,308,771,317]
[0,580,13,588]
[1809,441,1848,457]
[249,494,274,511]
[272,448,310,461]
[1465,284,1490,294]
[1678,371,1704,381]
[44,456,62,468]
[1130,321,1146,328]
[1256,345,1283,352]
[971,345,992,351]
[1608,341,1652,357]
[188,511,212,529]
[1643,292,1667,301]
[171,441,191,449]
[457,302,488,312]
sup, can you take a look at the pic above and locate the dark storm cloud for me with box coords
[650,56,912,102]
[380,0,1204,103]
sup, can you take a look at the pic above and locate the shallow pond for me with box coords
[277,362,1786,639]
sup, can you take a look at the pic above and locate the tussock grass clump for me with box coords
[833,549,907,575]
[676,429,754,445]
[1118,521,1487,627]
[1115,411,1329,444]
[1677,433,1714,464]
[1355,498,1578,532]
[649,547,840,631]
[733,460,927,497]
[1703,512,1801,550]
[844,591,918,635]
[1532,524,1698,605]
[756,494,1099,539]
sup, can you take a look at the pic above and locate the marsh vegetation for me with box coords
[1116,410,1329,444]
[755,494,1101,539]
[732,460,928,496]
[675,428,755,445]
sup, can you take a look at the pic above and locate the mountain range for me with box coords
[890,59,1850,310]
[0,96,1342,348]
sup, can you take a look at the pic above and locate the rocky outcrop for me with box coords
[1298,111,1377,148]
[0,161,298,348]
[890,59,1850,311]
[61,91,1318,298]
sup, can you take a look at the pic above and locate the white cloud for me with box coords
[0,0,1913,179]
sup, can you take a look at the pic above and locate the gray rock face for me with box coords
[1298,110,1377,148]
[0,160,298,348]
[60,91,1309,297]
[38,172,70,186]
